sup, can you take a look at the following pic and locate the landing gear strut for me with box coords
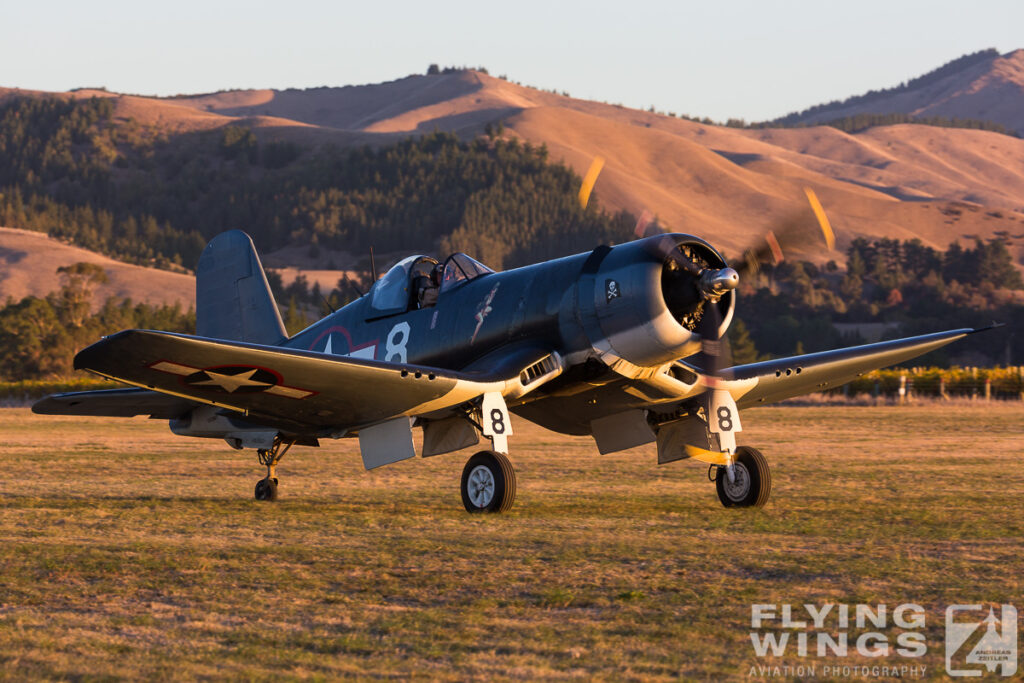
[254,437,294,501]
[461,450,517,513]
[715,446,771,508]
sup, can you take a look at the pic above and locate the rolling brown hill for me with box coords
[156,69,1024,262]
[4,60,1024,266]
[0,227,194,310]
[771,49,1024,134]
[0,227,353,310]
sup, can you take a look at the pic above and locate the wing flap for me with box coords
[72,330,512,431]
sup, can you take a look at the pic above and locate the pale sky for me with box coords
[2,0,1022,122]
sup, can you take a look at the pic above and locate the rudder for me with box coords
[196,230,287,345]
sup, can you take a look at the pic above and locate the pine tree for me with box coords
[728,319,760,365]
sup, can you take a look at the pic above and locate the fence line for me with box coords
[837,366,1024,401]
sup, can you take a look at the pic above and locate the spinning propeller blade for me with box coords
[733,186,836,277]
[651,233,704,276]
[633,209,655,238]
[637,187,838,457]
[699,187,836,386]
[578,156,606,209]
[683,444,732,466]
[694,293,732,378]
[804,187,836,250]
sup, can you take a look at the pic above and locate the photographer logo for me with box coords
[945,604,1017,677]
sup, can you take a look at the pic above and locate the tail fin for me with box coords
[196,231,287,345]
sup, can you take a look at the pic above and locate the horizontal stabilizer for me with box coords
[32,387,195,418]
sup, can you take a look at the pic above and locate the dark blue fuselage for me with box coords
[284,252,589,371]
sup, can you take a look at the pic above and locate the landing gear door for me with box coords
[707,388,741,454]
[481,392,512,454]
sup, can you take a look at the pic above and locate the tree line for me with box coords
[730,237,1024,366]
[0,263,193,379]
[767,49,1002,127]
[739,112,1018,137]
[0,236,1019,380]
[0,96,633,272]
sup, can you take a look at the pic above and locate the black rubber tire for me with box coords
[254,477,279,501]
[461,450,516,513]
[715,446,771,508]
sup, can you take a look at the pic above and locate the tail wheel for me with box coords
[715,446,771,508]
[461,450,516,513]
[254,477,279,501]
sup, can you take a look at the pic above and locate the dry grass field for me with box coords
[1,403,1022,680]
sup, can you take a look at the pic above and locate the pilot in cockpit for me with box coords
[415,264,442,309]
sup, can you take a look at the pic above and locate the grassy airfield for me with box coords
[0,403,1021,680]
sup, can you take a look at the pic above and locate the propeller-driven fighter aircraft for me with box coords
[34,191,989,511]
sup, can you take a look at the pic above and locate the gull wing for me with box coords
[727,328,981,408]
[67,329,537,432]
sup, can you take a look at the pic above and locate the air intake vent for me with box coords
[520,354,560,386]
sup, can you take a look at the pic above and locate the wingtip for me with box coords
[30,395,63,414]
[969,322,1006,335]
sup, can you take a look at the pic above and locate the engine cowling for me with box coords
[571,234,735,369]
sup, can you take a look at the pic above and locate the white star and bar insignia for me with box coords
[148,361,316,399]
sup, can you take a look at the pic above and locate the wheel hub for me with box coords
[467,464,496,508]
[723,462,750,501]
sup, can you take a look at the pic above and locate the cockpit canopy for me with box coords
[368,252,494,317]
[439,253,493,292]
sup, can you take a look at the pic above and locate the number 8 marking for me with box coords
[717,406,733,432]
[490,408,506,435]
[385,322,410,363]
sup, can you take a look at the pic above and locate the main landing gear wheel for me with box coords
[254,477,278,501]
[715,446,771,508]
[253,437,294,502]
[461,450,516,513]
